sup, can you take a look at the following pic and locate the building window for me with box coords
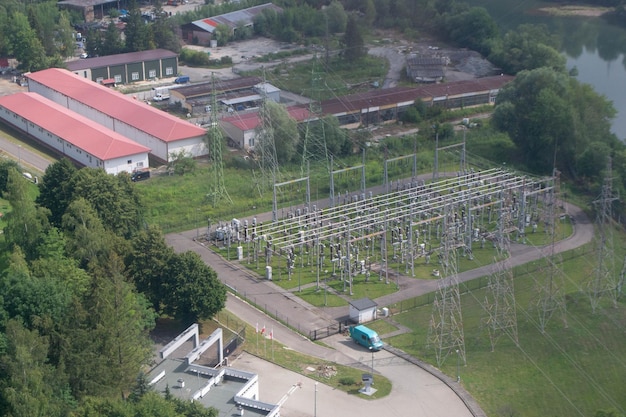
[131,72,140,81]
[149,69,157,78]
[83,71,87,78]
[114,74,122,83]
[165,66,174,75]
[96,77,104,83]
[136,161,144,168]
[127,159,132,164]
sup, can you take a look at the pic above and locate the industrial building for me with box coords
[0,92,150,175]
[220,105,311,150]
[66,49,179,85]
[148,324,280,417]
[181,3,283,46]
[320,75,514,128]
[26,68,207,162]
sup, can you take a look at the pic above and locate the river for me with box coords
[468,0,626,140]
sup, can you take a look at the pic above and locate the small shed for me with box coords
[349,298,378,324]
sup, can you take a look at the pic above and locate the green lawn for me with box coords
[383,238,626,417]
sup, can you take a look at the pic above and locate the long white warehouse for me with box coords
[0,92,150,175]
[26,68,207,162]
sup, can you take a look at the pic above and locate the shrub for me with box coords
[338,377,356,386]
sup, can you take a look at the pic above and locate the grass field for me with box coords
[385,238,626,417]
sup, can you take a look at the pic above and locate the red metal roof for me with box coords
[222,106,312,131]
[26,68,206,143]
[320,75,514,115]
[0,92,150,161]
[201,18,218,28]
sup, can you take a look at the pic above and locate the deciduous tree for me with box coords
[162,251,226,325]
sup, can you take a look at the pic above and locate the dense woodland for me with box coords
[0,0,626,415]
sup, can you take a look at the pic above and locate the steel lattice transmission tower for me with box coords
[428,205,466,367]
[532,169,567,332]
[588,158,620,312]
[207,73,231,206]
[255,72,281,190]
[300,54,329,176]
[482,195,518,351]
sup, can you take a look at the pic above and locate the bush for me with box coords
[338,377,356,386]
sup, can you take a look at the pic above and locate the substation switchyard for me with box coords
[210,166,560,365]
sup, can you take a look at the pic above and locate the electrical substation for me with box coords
[207,149,570,364]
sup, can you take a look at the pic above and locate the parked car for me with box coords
[131,169,150,182]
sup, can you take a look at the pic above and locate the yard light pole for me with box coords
[314,382,318,417]
[456,349,460,383]
[17,145,21,168]
[196,208,200,239]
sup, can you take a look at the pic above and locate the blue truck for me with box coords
[349,325,383,351]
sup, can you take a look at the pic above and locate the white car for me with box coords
[80,53,88,59]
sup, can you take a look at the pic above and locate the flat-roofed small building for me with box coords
[148,324,280,417]
[0,92,150,175]
[27,68,207,162]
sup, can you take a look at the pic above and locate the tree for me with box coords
[68,168,143,239]
[342,15,366,62]
[492,67,617,177]
[325,1,347,33]
[126,225,175,311]
[443,7,499,56]
[36,158,77,227]
[5,11,48,71]
[162,251,226,324]
[213,23,231,46]
[257,101,299,164]
[62,253,154,399]
[152,3,180,53]
[124,0,154,52]
[3,168,50,260]
[0,320,72,417]
[56,12,76,58]
[101,21,124,56]
[168,150,197,176]
[0,159,19,193]
[489,24,565,74]
[86,27,104,58]
[308,116,351,157]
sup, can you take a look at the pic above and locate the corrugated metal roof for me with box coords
[66,49,177,72]
[221,105,311,131]
[191,3,282,32]
[172,76,262,99]
[0,92,150,160]
[320,75,513,115]
[27,68,206,143]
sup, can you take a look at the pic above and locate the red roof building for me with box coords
[0,92,150,174]
[26,68,207,162]
[221,105,312,150]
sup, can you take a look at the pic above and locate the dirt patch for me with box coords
[534,5,613,17]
